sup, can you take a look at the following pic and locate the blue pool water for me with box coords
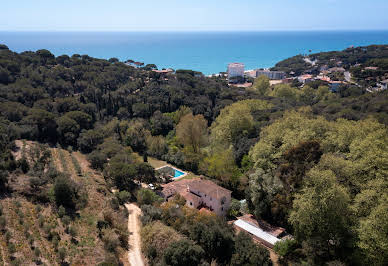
[174,169,185,178]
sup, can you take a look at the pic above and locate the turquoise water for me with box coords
[1,31,388,74]
[174,169,185,178]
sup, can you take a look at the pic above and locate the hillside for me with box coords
[0,44,387,266]
[0,140,128,265]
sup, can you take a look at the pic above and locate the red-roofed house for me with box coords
[161,178,232,216]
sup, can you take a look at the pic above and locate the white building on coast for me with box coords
[227,63,245,79]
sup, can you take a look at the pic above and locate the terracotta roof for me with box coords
[180,191,201,206]
[187,179,231,199]
[162,178,231,200]
[299,74,313,79]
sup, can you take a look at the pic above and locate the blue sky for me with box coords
[1,0,387,31]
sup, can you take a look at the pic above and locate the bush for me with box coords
[228,199,241,217]
[0,216,6,231]
[71,154,82,176]
[141,221,183,264]
[231,232,271,266]
[274,238,298,257]
[8,242,16,254]
[58,205,66,218]
[163,239,205,266]
[62,215,71,227]
[58,149,68,173]
[18,157,29,173]
[52,235,59,250]
[69,226,77,238]
[5,231,12,243]
[88,150,107,170]
[38,215,45,227]
[34,247,41,257]
[35,205,42,213]
[110,197,120,210]
[102,229,120,252]
[136,188,162,206]
[58,247,66,262]
[0,170,8,191]
[140,205,162,225]
[116,190,131,205]
[54,175,79,209]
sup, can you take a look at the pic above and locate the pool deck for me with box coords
[144,155,198,181]
[155,164,188,180]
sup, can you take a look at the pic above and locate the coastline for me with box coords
[1,30,388,75]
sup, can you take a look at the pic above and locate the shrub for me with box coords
[52,235,60,250]
[38,215,45,227]
[34,247,41,257]
[69,226,77,238]
[88,150,107,170]
[58,149,68,173]
[228,199,241,217]
[18,157,30,173]
[116,225,129,249]
[15,200,21,208]
[58,205,66,218]
[58,247,66,262]
[0,216,6,231]
[71,154,82,176]
[140,221,183,263]
[136,188,162,206]
[274,238,298,257]
[35,205,42,213]
[140,205,162,225]
[163,239,205,266]
[231,232,271,266]
[103,211,115,227]
[110,198,120,210]
[116,190,131,205]
[5,231,12,243]
[62,215,71,227]
[53,173,82,209]
[8,243,16,254]
[102,229,120,252]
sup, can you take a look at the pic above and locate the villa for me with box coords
[298,74,313,83]
[160,177,232,216]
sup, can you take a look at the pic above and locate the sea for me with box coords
[1,31,388,75]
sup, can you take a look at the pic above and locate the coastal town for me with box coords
[220,55,388,93]
[126,49,388,95]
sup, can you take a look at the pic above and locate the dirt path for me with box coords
[124,203,145,266]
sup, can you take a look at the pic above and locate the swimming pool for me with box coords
[174,169,185,178]
[156,165,187,179]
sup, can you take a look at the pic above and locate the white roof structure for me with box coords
[234,219,281,246]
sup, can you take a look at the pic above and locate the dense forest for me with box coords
[0,43,387,265]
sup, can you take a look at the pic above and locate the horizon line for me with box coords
[1,29,388,33]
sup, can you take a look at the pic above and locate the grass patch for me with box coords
[71,154,82,176]
[58,149,69,173]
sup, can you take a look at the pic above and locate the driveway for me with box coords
[125,203,145,266]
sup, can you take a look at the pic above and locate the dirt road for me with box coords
[125,203,145,266]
